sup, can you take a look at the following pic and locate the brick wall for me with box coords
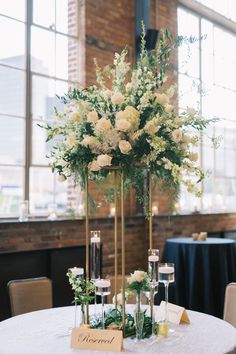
[1,213,236,275]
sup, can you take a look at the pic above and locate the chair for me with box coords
[223,283,236,327]
[8,277,53,316]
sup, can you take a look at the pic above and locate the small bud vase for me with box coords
[134,292,144,340]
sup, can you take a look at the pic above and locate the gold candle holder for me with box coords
[85,170,90,324]
[114,170,118,311]
[120,172,126,334]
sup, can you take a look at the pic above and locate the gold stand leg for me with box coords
[149,171,153,250]
[120,172,126,334]
[85,170,89,324]
[114,170,118,311]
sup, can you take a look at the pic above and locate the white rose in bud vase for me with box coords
[97,154,112,167]
[128,270,147,284]
[89,160,101,171]
[87,111,98,123]
[119,140,132,154]
[155,93,169,106]
[172,129,182,142]
[111,92,124,105]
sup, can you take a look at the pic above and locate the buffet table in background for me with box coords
[162,237,236,318]
[0,306,236,354]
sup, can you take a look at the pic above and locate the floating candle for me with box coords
[158,266,174,274]
[94,279,111,288]
[148,255,159,262]
[70,267,84,276]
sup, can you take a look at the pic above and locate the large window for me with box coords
[178,7,236,213]
[0,0,79,217]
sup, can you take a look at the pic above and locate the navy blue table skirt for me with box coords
[161,237,236,318]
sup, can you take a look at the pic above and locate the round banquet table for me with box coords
[162,237,236,318]
[0,305,236,354]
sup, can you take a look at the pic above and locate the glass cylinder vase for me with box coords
[134,292,144,340]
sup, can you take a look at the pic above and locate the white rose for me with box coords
[119,140,132,154]
[97,154,112,167]
[81,136,98,148]
[155,93,169,106]
[103,89,112,99]
[95,118,112,132]
[187,107,197,116]
[144,121,159,135]
[87,111,98,123]
[172,129,182,142]
[115,119,131,132]
[116,110,126,120]
[57,174,66,182]
[188,152,198,162]
[128,270,147,283]
[165,104,173,113]
[66,132,76,148]
[182,135,191,144]
[89,160,101,171]
[70,112,80,122]
[111,92,124,105]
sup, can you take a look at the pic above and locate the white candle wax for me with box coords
[95,279,111,288]
[159,266,174,274]
[70,267,84,276]
[148,255,159,262]
[91,236,101,243]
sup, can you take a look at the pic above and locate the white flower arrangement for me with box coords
[43,26,213,205]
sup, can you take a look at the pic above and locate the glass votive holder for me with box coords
[19,200,29,222]
[69,267,84,279]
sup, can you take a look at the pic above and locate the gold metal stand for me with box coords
[120,172,126,334]
[149,171,153,250]
[114,170,118,311]
[85,169,89,324]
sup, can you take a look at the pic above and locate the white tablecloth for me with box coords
[0,305,236,354]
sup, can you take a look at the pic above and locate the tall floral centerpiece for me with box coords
[44,28,211,204]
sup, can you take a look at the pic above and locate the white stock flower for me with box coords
[97,154,112,167]
[115,119,131,132]
[66,132,77,148]
[172,129,182,142]
[89,160,101,171]
[119,140,132,154]
[81,136,98,148]
[188,152,198,162]
[165,104,173,113]
[127,270,147,284]
[57,174,66,182]
[87,111,98,123]
[155,93,169,106]
[95,118,112,132]
[111,92,124,105]
[70,112,81,122]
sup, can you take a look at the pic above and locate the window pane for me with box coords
[0,0,25,21]
[0,66,25,117]
[33,0,55,29]
[0,166,24,216]
[55,177,68,212]
[56,0,68,34]
[225,150,235,177]
[0,116,25,165]
[178,74,200,110]
[0,16,25,69]
[32,121,52,165]
[31,26,55,76]
[201,19,213,54]
[30,167,54,214]
[56,35,78,80]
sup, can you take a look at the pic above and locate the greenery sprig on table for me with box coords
[42,24,214,211]
[66,269,95,305]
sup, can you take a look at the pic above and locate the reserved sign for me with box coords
[71,327,123,352]
[158,301,190,325]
